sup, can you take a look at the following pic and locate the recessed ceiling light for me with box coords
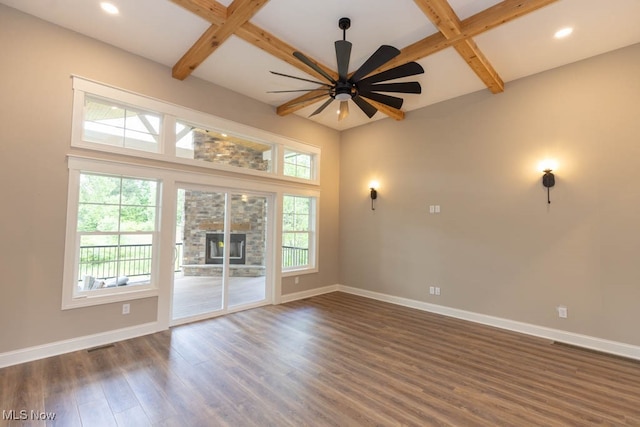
[100,2,119,15]
[554,27,573,39]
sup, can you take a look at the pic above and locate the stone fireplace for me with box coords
[180,190,266,277]
[206,233,246,264]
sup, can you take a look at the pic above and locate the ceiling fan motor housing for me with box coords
[334,81,355,100]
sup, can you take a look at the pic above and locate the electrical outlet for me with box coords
[294,276,299,284]
[429,286,435,295]
[429,205,435,214]
[435,287,441,296]
[122,303,130,315]
[557,306,567,318]
[435,205,441,213]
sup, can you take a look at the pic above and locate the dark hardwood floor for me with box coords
[2,292,640,426]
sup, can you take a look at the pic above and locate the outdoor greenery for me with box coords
[77,173,158,282]
[282,195,311,268]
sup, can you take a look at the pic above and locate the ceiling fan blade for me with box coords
[293,52,336,84]
[358,62,424,86]
[349,45,401,83]
[309,97,334,117]
[358,91,404,110]
[352,96,378,118]
[270,71,331,87]
[338,101,349,121]
[357,82,422,94]
[268,89,332,93]
[335,40,352,81]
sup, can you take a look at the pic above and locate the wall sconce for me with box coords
[369,180,379,210]
[542,169,555,204]
[538,159,558,204]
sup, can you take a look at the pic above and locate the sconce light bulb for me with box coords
[538,159,558,173]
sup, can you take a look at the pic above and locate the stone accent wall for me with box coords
[182,191,224,267]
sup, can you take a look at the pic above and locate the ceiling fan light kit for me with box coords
[271,17,424,121]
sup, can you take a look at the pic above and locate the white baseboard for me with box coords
[280,284,339,304]
[337,285,640,361]
[0,322,162,369]
[1,284,338,368]
[5,284,639,368]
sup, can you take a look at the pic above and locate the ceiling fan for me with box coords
[270,17,425,121]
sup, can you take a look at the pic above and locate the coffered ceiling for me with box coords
[2,0,640,130]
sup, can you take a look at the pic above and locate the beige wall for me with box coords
[0,5,340,353]
[340,42,640,346]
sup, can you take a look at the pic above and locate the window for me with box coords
[83,95,161,153]
[72,77,320,185]
[62,162,160,309]
[67,78,323,305]
[282,195,316,271]
[283,149,313,180]
[175,121,273,172]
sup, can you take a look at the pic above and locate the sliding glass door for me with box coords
[172,186,271,323]
[228,193,268,308]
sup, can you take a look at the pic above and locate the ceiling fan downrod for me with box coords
[339,17,351,41]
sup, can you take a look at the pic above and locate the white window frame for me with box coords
[65,77,323,307]
[283,148,315,181]
[62,158,163,309]
[82,94,163,154]
[281,193,319,276]
[71,76,320,185]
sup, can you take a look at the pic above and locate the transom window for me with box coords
[283,149,313,180]
[83,95,161,153]
[72,77,320,183]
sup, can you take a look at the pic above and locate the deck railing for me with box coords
[79,243,308,279]
[282,245,308,268]
[78,243,183,280]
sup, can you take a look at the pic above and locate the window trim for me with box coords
[61,158,163,309]
[71,76,320,185]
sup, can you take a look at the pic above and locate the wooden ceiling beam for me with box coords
[380,0,558,72]
[172,0,336,82]
[172,0,338,116]
[363,100,405,121]
[172,0,269,80]
[170,0,227,25]
[236,22,338,83]
[413,0,503,93]
[172,0,558,120]
[454,40,503,93]
[276,90,329,116]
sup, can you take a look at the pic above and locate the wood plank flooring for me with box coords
[2,292,640,426]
